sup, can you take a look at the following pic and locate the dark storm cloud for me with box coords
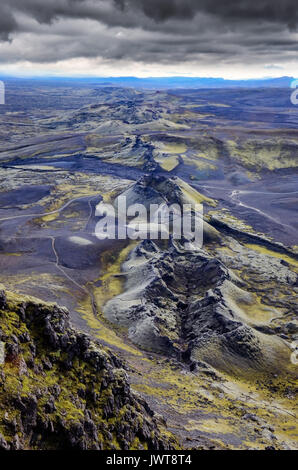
[0,0,297,68]
[0,3,18,40]
[2,0,298,34]
[114,0,195,22]
[115,0,298,28]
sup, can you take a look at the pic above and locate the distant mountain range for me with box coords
[83,76,296,89]
[0,75,296,89]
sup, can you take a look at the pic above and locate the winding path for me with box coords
[0,194,100,316]
[0,195,94,222]
[230,189,294,232]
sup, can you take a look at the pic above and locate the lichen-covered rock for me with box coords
[0,291,177,450]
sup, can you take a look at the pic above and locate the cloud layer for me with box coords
[0,0,297,77]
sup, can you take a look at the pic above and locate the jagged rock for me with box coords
[0,432,9,450]
[0,291,177,450]
[0,291,7,310]
[286,321,298,334]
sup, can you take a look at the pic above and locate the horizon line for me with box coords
[0,74,296,81]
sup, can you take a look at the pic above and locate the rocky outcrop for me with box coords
[0,290,177,450]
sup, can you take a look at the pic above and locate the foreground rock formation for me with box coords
[0,289,176,450]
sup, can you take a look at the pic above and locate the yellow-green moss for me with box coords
[0,291,175,449]
[245,243,298,272]
[226,138,298,171]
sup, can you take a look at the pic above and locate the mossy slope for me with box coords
[0,289,177,450]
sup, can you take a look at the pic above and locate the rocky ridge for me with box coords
[0,289,176,450]
[104,175,298,380]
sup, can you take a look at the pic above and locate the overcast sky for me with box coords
[0,0,297,78]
